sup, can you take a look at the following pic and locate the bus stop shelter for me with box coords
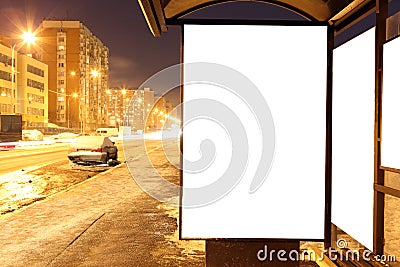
[138,0,400,265]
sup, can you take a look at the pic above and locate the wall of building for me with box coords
[0,43,15,116]
[17,54,48,127]
[106,87,135,127]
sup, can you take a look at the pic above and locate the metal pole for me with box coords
[11,44,16,114]
[67,95,70,129]
[373,0,387,255]
[83,76,86,134]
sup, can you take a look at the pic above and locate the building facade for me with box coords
[106,87,135,127]
[132,88,155,132]
[0,40,48,128]
[105,87,156,132]
[0,42,15,116]
[37,20,109,131]
[17,54,48,127]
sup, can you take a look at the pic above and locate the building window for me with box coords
[58,80,65,85]
[58,37,65,42]
[0,87,12,97]
[0,53,14,66]
[27,64,45,77]
[58,63,64,68]
[27,107,44,116]
[58,71,65,77]
[58,45,65,51]
[57,97,65,102]
[1,103,13,114]
[27,78,45,90]
[0,70,12,82]
[27,93,44,104]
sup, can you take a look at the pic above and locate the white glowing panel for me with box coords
[182,24,327,239]
[332,28,375,250]
[382,37,400,169]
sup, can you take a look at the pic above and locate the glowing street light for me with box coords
[91,69,99,77]
[21,32,36,45]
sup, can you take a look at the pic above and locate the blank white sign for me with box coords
[382,36,400,169]
[182,24,327,239]
[332,27,375,251]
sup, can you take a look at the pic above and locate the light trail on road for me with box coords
[0,145,70,176]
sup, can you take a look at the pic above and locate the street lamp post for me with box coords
[11,44,16,113]
[91,69,100,129]
[67,92,78,129]
[10,31,36,114]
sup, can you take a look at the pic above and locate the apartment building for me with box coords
[0,41,48,127]
[17,54,48,127]
[133,88,155,131]
[106,87,135,127]
[37,20,109,131]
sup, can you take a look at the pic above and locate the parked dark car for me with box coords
[67,136,118,165]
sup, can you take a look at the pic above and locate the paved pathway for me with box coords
[0,139,205,266]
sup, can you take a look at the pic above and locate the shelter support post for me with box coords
[373,0,387,256]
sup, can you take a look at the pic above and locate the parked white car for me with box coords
[22,130,44,141]
[67,136,118,166]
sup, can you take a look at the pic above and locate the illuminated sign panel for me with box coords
[382,36,400,170]
[182,24,327,239]
[332,28,375,250]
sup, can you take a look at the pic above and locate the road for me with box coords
[0,144,70,175]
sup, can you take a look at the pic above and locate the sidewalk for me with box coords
[0,141,205,266]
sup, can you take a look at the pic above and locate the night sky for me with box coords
[1,0,399,101]
[0,1,305,92]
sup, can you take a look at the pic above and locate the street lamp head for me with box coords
[70,71,77,76]
[72,93,79,98]
[121,89,127,95]
[91,69,99,77]
[21,32,36,45]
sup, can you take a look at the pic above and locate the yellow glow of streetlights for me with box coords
[70,71,76,76]
[72,92,79,98]
[106,89,111,94]
[91,70,99,77]
[21,32,36,44]
[121,89,127,95]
